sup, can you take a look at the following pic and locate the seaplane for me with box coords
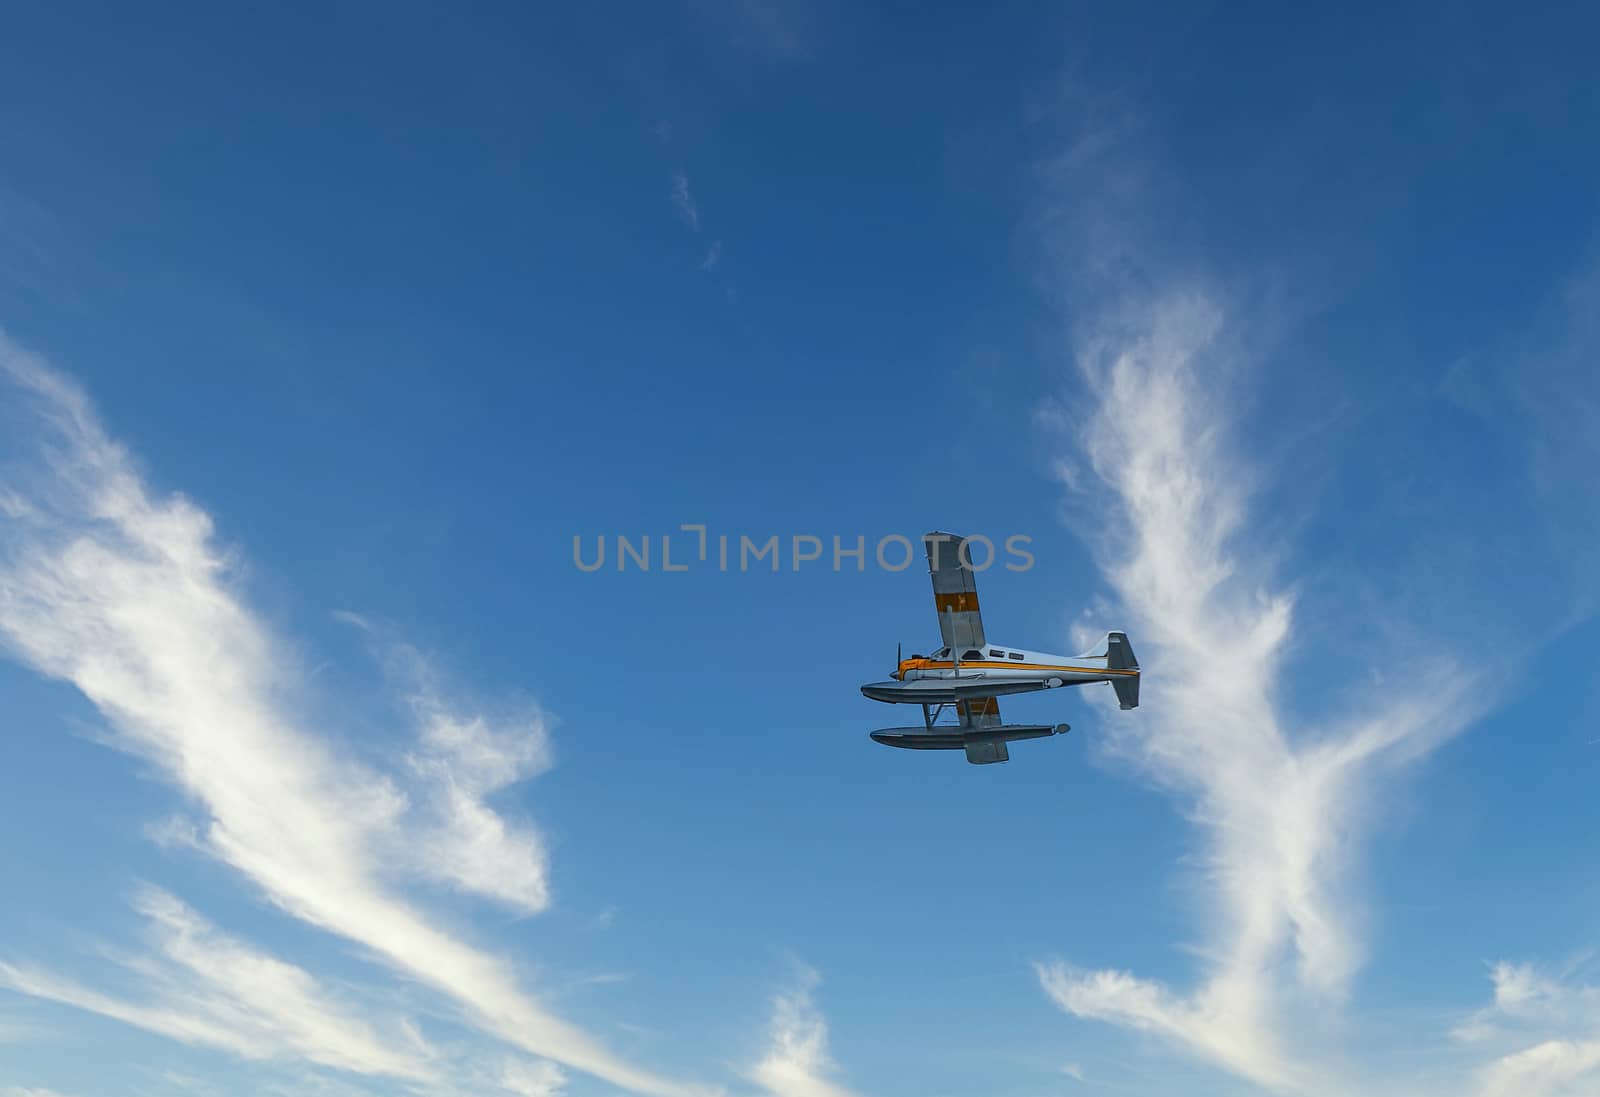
[861,532,1140,765]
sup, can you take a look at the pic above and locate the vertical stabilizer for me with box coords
[1106,631,1140,710]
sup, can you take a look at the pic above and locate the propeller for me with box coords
[895,641,902,679]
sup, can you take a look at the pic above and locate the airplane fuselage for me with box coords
[859,642,1136,705]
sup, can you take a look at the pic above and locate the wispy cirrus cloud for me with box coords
[0,887,438,1083]
[1479,1038,1600,1097]
[496,1057,568,1097]
[1451,960,1600,1097]
[1026,97,1492,1092]
[672,172,702,233]
[749,968,862,1097]
[0,331,702,1097]
[348,619,556,915]
[656,125,731,278]
[1037,286,1479,1093]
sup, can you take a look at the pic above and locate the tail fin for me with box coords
[1106,631,1140,710]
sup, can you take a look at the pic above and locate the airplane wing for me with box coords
[926,531,985,651]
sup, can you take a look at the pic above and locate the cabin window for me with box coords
[1009,652,1024,660]
[988,649,1004,658]
[961,649,984,661]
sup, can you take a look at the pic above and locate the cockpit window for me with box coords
[961,649,984,661]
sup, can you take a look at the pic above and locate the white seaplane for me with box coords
[860,532,1140,764]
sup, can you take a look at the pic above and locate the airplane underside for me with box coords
[870,721,1068,765]
[858,677,1057,704]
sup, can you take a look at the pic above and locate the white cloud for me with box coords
[0,332,703,1097]
[672,173,701,233]
[1035,289,1478,1093]
[498,1057,568,1097]
[389,639,556,914]
[1491,962,1572,1017]
[0,888,438,1082]
[749,968,861,1097]
[1479,1039,1600,1097]
[149,1070,227,1097]
[1451,961,1600,1097]
[256,1073,389,1097]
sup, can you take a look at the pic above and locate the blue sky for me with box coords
[1,3,1599,1096]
